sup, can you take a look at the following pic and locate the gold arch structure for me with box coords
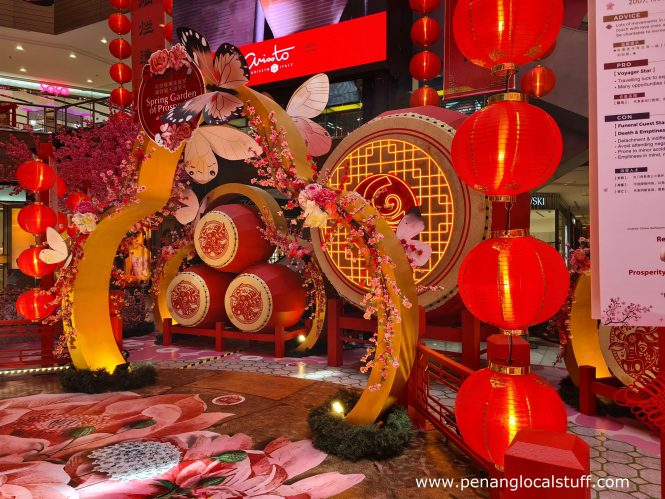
[68,85,419,425]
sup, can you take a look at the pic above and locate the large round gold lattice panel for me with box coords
[311,111,489,311]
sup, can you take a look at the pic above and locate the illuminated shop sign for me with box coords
[240,12,387,86]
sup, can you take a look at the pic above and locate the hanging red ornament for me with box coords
[410,16,440,47]
[520,65,556,98]
[56,212,68,233]
[109,0,131,8]
[453,0,564,74]
[455,364,567,469]
[409,0,440,14]
[109,38,132,59]
[163,22,173,43]
[17,247,56,278]
[56,176,67,197]
[16,160,56,192]
[16,288,58,321]
[108,13,131,35]
[451,93,562,196]
[409,51,441,81]
[67,224,79,238]
[457,232,569,332]
[110,87,133,108]
[66,192,91,212]
[162,0,173,16]
[410,86,441,107]
[110,63,132,84]
[17,203,57,235]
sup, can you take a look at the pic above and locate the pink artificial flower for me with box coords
[149,49,170,75]
[168,43,189,70]
[0,461,77,499]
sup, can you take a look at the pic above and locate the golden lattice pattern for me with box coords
[323,139,455,287]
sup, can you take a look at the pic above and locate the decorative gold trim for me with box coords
[488,195,517,204]
[488,91,527,104]
[500,328,529,336]
[491,63,518,77]
[490,229,529,239]
[489,360,531,375]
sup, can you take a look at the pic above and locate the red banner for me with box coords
[443,0,508,100]
[240,12,387,86]
[131,0,165,109]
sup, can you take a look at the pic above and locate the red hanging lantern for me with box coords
[163,22,173,43]
[56,212,68,233]
[457,232,569,331]
[453,0,564,74]
[17,203,57,235]
[109,38,132,59]
[66,192,91,212]
[410,16,440,47]
[410,86,441,107]
[108,13,131,35]
[520,65,556,98]
[17,247,56,278]
[56,176,67,197]
[409,51,441,81]
[110,63,132,84]
[110,87,133,108]
[109,0,131,8]
[455,365,567,469]
[451,93,562,196]
[67,224,79,238]
[16,288,58,321]
[162,0,173,16]
[16,160,56,192]
[409,0,440,14]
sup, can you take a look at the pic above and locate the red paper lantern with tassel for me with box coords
[410,86,441,107]
[110,87,132,108]
[66,192,91,212]
[56,176,67,197]
[17,247,56,278]
[520,65,557,98]
[162,0,173,16]
[109,38,132,59]
[409,50,441,81]
[17,203,57,235]
[410,16,440,47]
[108,13,131,35]
[16,160,56,192]
[110,63,132,84]
[409,0,440,14]
[16,288,58,321]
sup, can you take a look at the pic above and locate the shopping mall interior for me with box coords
[0,0,662,497]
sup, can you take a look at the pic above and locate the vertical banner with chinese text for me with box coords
[131,0,165,113]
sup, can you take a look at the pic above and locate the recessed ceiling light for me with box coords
[16,45,24,51]
[19,67,27,72]
[69,53,77,58]
[87,79,93,83]
[101,38,107,44]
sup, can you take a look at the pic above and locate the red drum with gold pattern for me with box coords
[194,204,275,273]
[224,264,306,332]
[166,265,235,328]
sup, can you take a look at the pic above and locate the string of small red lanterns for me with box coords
[449,0,568,470]
[108,0,133,109]
[408,0,442,107]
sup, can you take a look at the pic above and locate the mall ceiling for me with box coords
[0,0,113,34]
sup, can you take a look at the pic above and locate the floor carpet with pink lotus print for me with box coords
[0,369,486,498]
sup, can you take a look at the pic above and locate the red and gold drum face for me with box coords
[311,111,489,310]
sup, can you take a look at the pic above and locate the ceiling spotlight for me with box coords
[101,38,108,44]
[87,79,93,83]
[16,45,24,51]
[69,53,77,58]
[19,67,27,72]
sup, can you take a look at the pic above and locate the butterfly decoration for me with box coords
[285,74,332,157]
[162,28,250,126]
[39,227,72,269]
[183,125,261,184]
[395,208,432,267]
[175,188,208,226]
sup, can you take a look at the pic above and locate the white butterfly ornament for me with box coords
[39,227,73,269]
[286,73,332,157]
[396,209,432,267]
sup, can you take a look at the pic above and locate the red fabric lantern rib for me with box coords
[17,203,57,235]
[409,0,441,14]
[110,87,133,108]
[16,160,56,192]
[16,288,57,321]
[520,65,557,98]
[451,98,562,196]
[457,235,569,330]
[410,16,440,47]
[410,86,441,107]
[455,368,568,469]
[109,38,132,59]
[110,63,132,84]
[409,51,441,81]
[17,247,56,278]
[453,0,564,70]
[108,13,131,35]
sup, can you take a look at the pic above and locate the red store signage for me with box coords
[240,12,387,86]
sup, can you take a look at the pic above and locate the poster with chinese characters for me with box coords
[591,0,665,326]
[131,0,165,110]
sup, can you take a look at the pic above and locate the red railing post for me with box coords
[461,307,480,370]
[327,298,343,367]
[579,365,597,416]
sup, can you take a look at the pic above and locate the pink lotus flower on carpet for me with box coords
[0,461,78,499]
[67,431,364,498]
[0,392,232,459]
